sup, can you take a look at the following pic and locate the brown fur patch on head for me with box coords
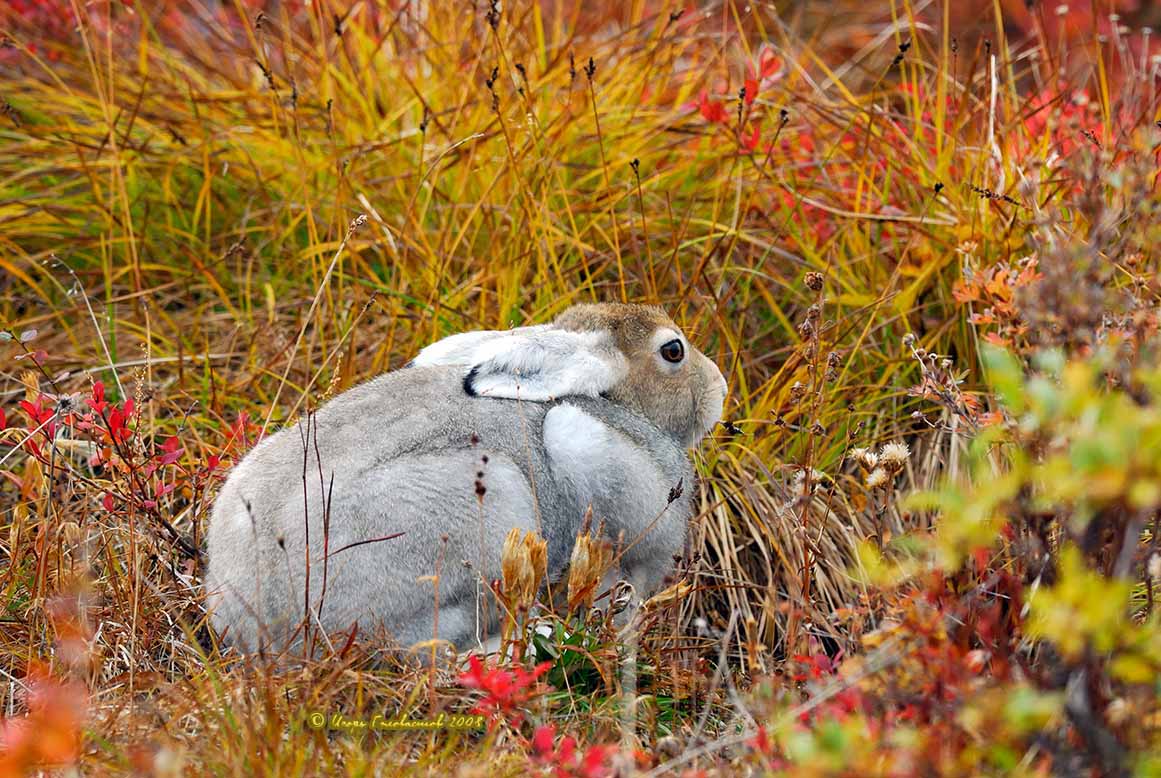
[553,302,726,447]
[553,303,675,355]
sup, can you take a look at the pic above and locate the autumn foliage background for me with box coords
[2,0,1161,775]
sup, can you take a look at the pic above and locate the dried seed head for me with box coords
[578,504,593,535]
[804,271,824,291]
[347,214,368,237]
[642,579,692,613]
[848,447,878,472]
[865,467,889,489]
[500,528,547,611]
[825,351,841,382]
[500,528,526,597]
[608,580,635,615]
[789,381,807,401]
[567,530,614,611]
[878,441,910,474]
[792,468,825,494]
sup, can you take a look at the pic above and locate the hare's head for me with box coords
[411,303,728,447]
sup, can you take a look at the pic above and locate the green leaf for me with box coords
[981,344,1026,415]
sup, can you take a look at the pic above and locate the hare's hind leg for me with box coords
[321,450,540,653]
[204,480,296,655]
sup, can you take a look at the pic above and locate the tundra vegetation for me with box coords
[1,1,1160,776]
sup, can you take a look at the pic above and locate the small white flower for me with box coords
[848,447,879,472]
[865,468,889,489]
[793,468,826,493]
[879,442,911,473]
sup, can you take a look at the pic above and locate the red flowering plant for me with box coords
[0,0,141,63]
[0,332,250,567]
[1020,87,1109,160]
[687,45,784,155]
[530,723,616,778]
[739,568,1050,776]
[458,654,553,729]
[458,655,622,774]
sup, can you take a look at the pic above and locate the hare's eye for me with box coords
[660,339,685,364]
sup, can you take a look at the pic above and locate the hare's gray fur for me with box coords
[204,304,726,657]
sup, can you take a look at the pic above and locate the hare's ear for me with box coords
[464,328,627,401]
[409,325,553,369]
[411,324,626,401]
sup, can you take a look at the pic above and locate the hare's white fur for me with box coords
[203,304,726,659]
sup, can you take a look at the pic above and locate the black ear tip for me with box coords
[463,366,479,397]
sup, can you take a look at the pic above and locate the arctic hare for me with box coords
[204,303,727,656]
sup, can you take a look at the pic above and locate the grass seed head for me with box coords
[567,528,614,611]
[849,447,879,472]
[865,467,890,489]
[500,528,547,611]
[878,442,911,474]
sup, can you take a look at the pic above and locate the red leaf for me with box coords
[748,724,773,755]
[696,90,728,124]
[759,48,782,79]
[87,382,107,414]
[157,436,183,466]
[742,124,760,151]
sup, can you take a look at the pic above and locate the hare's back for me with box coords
[212,365,551,526]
